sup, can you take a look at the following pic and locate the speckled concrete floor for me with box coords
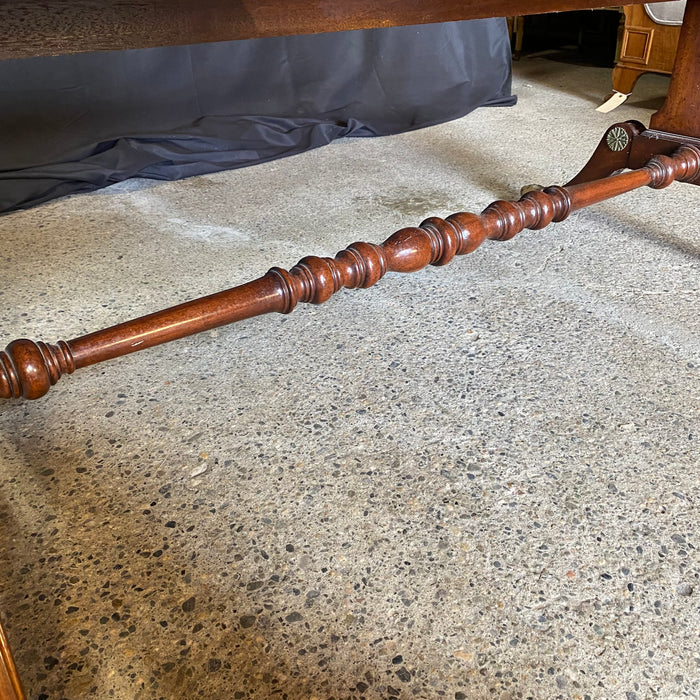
[1,56,699,700]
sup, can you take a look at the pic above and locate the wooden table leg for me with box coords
[649,0,700,139]
[0,618,25,700]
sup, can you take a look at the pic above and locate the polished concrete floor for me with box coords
[1,57,699,700]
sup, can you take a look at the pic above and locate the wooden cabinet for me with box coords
[599,3,683,110]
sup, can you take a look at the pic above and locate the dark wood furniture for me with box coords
[2,138,699,401]
[1,0,699,402]
[1,1,698,694]
[0,0,680,59]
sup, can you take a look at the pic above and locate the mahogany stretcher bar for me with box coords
[0,0,699,406]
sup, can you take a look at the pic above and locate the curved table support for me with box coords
[2,143,699,401]
[580,0,700,179]
[566,121,700,185]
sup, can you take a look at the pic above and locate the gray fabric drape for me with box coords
[0,19,514,213]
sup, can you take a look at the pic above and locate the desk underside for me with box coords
[0,0,666,59]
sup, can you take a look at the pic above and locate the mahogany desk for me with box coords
[0,1,699,696]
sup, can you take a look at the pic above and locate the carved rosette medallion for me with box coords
[606,126,630,152]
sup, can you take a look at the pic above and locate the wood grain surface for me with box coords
[0,0,665,59]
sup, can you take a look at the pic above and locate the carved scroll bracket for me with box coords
[567,121,700,186]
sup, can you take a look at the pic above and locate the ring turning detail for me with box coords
[2,143,699,401]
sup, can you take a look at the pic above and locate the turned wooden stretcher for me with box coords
[0,0,698,407]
